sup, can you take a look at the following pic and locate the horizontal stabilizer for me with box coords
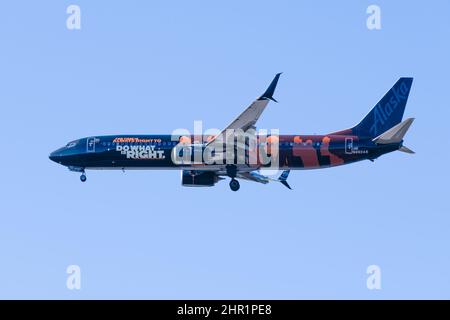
[373,118,414,144]
[399,145,415,154]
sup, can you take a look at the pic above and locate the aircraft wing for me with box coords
[237,170,292,189]
[237,171,269,184]
[206,73,282,146]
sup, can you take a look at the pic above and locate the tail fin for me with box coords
[352,78,413,138]
[278,170,292,190]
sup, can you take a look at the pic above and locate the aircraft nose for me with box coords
[49,150,61,163]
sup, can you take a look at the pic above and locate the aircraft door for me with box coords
[87,137,96,153]
[345,137,353,154]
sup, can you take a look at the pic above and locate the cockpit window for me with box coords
[66,140,79,148]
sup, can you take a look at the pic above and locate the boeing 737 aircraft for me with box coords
[49,74,414,191]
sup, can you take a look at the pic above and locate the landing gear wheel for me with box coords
[229,179,240,191]
[80,174,87,182]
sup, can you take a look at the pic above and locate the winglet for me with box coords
[278,170,292,190]
[259,73,282,102]
[280,180,292,190]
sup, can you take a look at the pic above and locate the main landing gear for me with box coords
[80,172,87,182]
[229,178,240,192]
[226,164,240,191]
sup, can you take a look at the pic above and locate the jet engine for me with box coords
[181,170,219,187]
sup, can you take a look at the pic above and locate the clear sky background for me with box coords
[0,1,449,299]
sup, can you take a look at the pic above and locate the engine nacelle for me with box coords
[181,170,218,187]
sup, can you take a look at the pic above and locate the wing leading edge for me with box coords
[206,73,282,146]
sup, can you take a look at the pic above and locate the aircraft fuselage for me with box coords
[49,134,399,171]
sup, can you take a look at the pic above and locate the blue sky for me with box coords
[0,1,449,299]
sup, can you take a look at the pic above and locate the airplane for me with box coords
[49,74,415,191]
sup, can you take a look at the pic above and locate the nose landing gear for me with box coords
[80,172,87,182]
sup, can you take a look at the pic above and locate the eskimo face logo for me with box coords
[370,81,410,136]
[116,145,165,159]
